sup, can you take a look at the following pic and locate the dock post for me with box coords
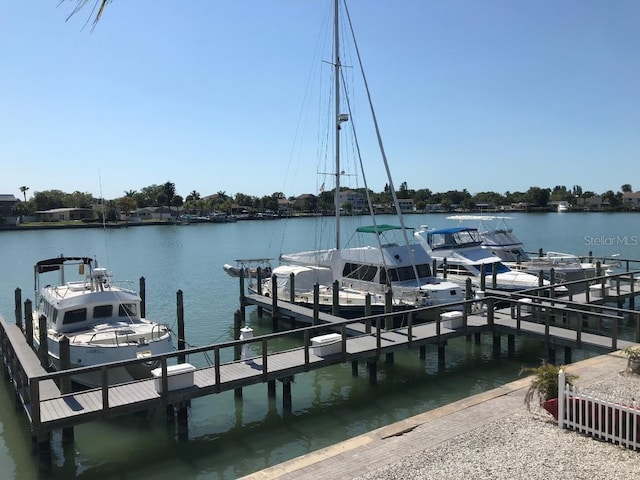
[239,271,248,323]
[256,267,263,318]
[59,335,74,444]
[630,277,636,310]
[549,268,556,299]
[38,315,48,369]
[289,272,296,305]
[384,289,393,330]
[139,276,146,319]
[282,378,292,412]
[588,251,593,263]
[491,265,497,290]
[419,345,426,360]
[507,334,515,357]
[564,346,572,364]
[351,361,358,377]
[368,359,377,384]
[465,279,472,341]
[365,295,372,333]
[37,433,51,473]
[271,275,279,331]
[24,300,33,346]
[14,288,22,330]
[492,334,501,358]
[442,257,448,279]
[233,310,242,362]
[474,332,481,344]
[313,284,319,325]
[177,290,186,364]
[480,264,486,291]
[437,343,445,371]
[548,347,556,364]
[267,380,276,398]
[634,312,640,344]
[177,402,189,441]
[332,280,339,316]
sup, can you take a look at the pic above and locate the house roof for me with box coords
[0,194,18,202]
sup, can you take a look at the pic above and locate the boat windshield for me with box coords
[427,228,483,249]
[471,262,511,275]
[381,264,432,283]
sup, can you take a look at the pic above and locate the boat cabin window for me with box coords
[119,303,137,318]
[94,305,113,319]
[63,308,87,325]
[381,264,432,283]
[342,263,378,282]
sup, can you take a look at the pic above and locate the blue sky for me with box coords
[1,1,639,201]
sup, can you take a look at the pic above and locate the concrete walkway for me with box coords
[241,351,629,480]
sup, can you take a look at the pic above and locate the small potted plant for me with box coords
[622,346,640,374]
[521,360,578,419]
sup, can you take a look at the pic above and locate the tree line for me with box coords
[9,182,635,219]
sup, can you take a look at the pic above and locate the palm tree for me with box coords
[63,1,109,28]
[621,184,633,193]
[19,186,29,202]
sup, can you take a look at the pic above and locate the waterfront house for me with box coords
[622,192,640,210]
[36,207,95,222]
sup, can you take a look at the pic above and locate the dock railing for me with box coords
[557,369,640,450]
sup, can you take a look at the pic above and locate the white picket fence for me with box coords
[557,370,640,450]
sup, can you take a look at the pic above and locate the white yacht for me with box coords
[33,256,174,387]
[414,225,557,293]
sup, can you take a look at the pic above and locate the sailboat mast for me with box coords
[333,0,341,250]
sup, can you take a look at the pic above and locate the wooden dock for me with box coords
[2,268,640,471]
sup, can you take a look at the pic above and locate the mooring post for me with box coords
[313,283,320,325]
[139,276,146,319]
[480,263,486,291]
[548,347,556,364]
[37,433,51,473]
[239,270,246,320]
[365,294,372,333]
[419,345,426,360]
[442,257,448,279]
[233,310,242,362]
[24,299,33,346]
[59,336,74,444]
[474,332,482,345]
[368,359,377,384]
[492,334,501,357]
[282,378,292,412]
[564,346,572,364]
[332,280,340,316]
[289,272,295,304]
[256,267,263,318]
[351,361,358,377]
[267,380,276,398]
[177,290,186,364]
[271,274,279,331]
[177,401,189,441]
[384,289,393,330]
[14,288,22,330]
[38,315,48,369]
[507,334,515,357]
[437,343,445,371]
[492,265,497,290]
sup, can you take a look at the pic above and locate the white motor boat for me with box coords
[264,225,464,316]
[32,256,174,387]
[414,225,560,293]
[459,215,616,289]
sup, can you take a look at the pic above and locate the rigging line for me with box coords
[344,2,421,283]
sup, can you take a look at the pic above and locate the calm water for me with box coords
[0,212,637,479]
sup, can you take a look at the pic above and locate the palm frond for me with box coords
[60,0,110,30]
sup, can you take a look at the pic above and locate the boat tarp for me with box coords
[35,257,93,274]
[355,224,406,234]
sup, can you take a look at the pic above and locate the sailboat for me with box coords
[229,0,464,316]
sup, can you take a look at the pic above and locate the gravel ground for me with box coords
[356,371,640,480]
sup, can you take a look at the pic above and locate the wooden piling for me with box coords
[507,334,515,357]
[492,334,501,357]
[177,290,186,364]
[14,288,22,330]
[24,300,33,347]
[368,359,377,385]
[480,264,486,291]
[564,346,572,364]
[256,267,263,318]
[139,276,146,319]
[313,283,319,325]
[38,315,48,369]
[282,378,292,412]
[59,336,74,444]
[351,361,358,377]
[267,380,276,397]
[233,310,241,362]
[177,402,189,440]
[332,280,339,316]
[271,275,279,331]
[437,343,445,370]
